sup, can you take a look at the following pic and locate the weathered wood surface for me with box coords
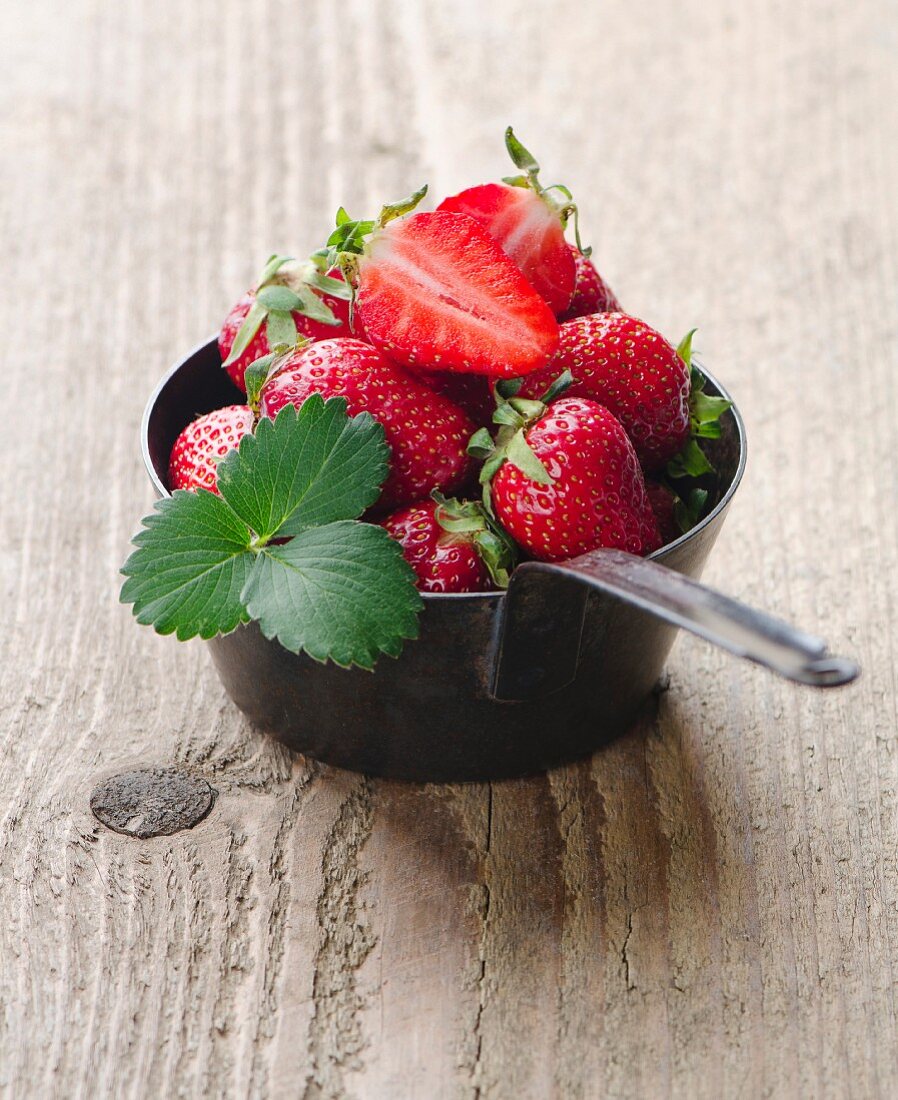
[1,0,895,1096]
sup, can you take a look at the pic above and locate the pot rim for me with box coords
[142,335,748,602]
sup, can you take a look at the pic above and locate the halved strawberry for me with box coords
[259,338,475,510]
[219,255,360,392]
[324,190,559,379]
[438,183,576,315]
[437,129,587,315]
[168,405,254,494]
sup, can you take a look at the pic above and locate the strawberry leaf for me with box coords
[242,522,422,670]
[120,490,254,640]
[224,300,267,367]
[257,253,295,285]
[673,487,709,534]
[121,398,420,667]
[666,438,714,479]
[216,399,389,541]
[304,269,352,300]
[505,429,553,485]
[294,283,341,326]
[265,309,298,348]
[257,285,302,312]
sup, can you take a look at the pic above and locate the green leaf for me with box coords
[473,528,515,589]
[495,378,523,399]
[215,399,389,541]
[257,253,295,286]
[676,328,697,368]
[505,429,554,485]
[120,490,254,640]
[691,390,732,428]
[539,369,574,405]
[504,126,540,176]
[305,269,352,299]
[508,396,548,420]
[244,353,276,409]
[673,488,709,534]
[257,285,303,312]
[224,300,267,366]
[294,284,340,326]
[242,522,422,669]
[666,438,714,479]
[265,310,298,349]
[501,174,531,189]
[467,428,496,459]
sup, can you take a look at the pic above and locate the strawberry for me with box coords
[645,480,680,545]
[517,313,691,471]
[219,255,360,392]
[259,338,475,510]
[409,368,495,429]
[381,499,490,593]
[437,184,575,315]
[472,381,660,562]
[437,129,583,314]
[324,188,559,379]
[168,405,254,494]
[559,244,621,319]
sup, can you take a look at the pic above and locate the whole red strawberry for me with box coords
[260,339,475,510]
[381,499,490,593]
[325,187,558,379]
[410,368,494,429]
[219,258,360,392]
[475,388,660,563]
[168,405,254,494]
[437,129,584,314]
[645,480,680,545]
[559,244,621,319]
[518,313,691,470]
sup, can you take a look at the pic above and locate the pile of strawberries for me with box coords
[170,130,720,594]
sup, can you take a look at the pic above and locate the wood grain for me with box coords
[1,0,895,1096]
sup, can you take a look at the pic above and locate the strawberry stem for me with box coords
[431,490,518,588]
[503,127,591,255]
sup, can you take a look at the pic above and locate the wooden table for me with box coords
[2,1,895,1096]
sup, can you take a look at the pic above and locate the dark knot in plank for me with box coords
[90,767,216,838]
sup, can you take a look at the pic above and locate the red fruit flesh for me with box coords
[259,338,474,510]
[381,499,490,593]
[357,211,559,379]
[437,183,576,314]
[168,405,254,494]
[490,397,661,563]
[218,272,362,392]
[519,313,690,470]
[559,244,621,319]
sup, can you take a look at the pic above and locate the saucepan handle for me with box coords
[501,548,859,690]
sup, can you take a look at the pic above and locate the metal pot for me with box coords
[141,339,858,781]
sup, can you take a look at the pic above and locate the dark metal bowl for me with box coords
[141,339,856,781]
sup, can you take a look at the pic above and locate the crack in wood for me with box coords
[302,778,376,1100]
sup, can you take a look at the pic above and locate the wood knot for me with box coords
[90,767,216,838]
